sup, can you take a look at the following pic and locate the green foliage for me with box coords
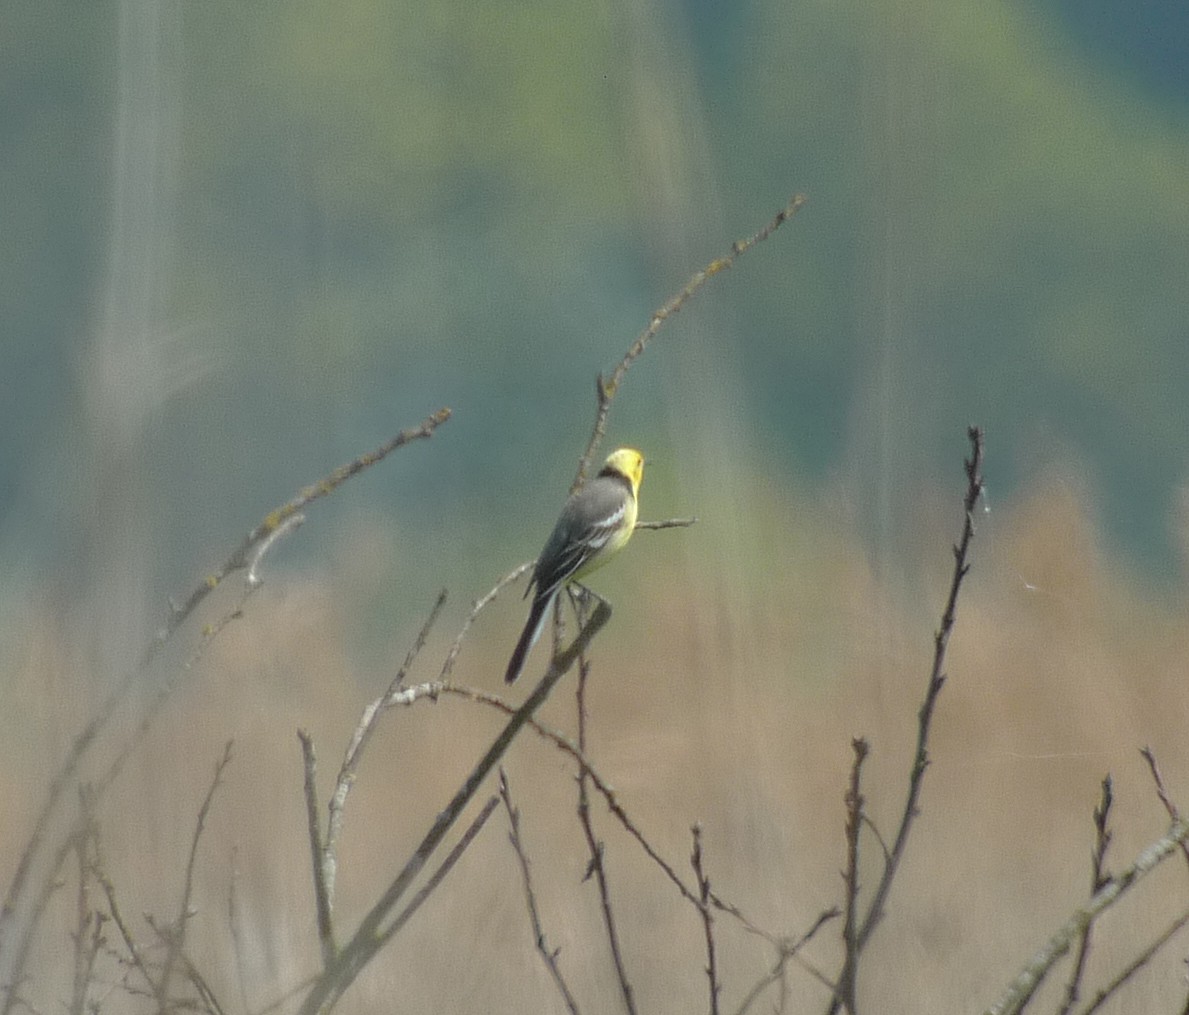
[4,0,1189,577]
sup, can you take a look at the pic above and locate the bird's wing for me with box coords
[531,477,629,601]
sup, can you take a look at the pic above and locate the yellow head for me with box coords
[598,447,645,497]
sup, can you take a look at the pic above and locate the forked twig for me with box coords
[298,603,612,1015]
[145,912,227,1015]
[396,681,777,939]
[395,678,838,995]
[0,409,450,1007]
[299,591,448,968]
[1140,746,1189,870]
[733,909,841,1015]
[93,853,151,996]
[1058,776,1113,1015]
[983,816,1189,1015]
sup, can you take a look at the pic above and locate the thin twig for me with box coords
[1078,906,1189,1015]
[0,410,449,1006]
[162,408,452,643]
[297,730,335,968]
[1059,775,1113,1015]
[983,816,1189,1015]
[499,770,581,1015]
[440,563,534,682]
[691,824,721,1015]
[227,845,252,1015]
[331,591,447,858]
[69,793,101,1015]
[573,197,806,488]
[574,631,636,1015]
[394,680,781,944]
[94,855,152,996]
[733,909,842,1015]
[634,517,698,531]
[1140,746,1189,870]
[378,794,500,946]
[401,681,700,904]
[394,678,839,993]
[858,429,984,949]
[837,737,869,1014]
[300,591,448,970]
[157,740,234,1010]
[145,913,227,1015]
[298,602,612,1015]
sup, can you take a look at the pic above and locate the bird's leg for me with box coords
[568,583,611,616]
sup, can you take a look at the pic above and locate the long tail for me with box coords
[505,590,556,683]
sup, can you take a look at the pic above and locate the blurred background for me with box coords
[3,0,1189,1011]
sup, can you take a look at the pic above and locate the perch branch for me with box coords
[298,602,611,1015]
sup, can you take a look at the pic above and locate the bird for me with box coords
[504,447,645,683]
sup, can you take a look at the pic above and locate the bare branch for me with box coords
[378,794,500,947]
[394,674,845,1002]
[733,909,842,1015]
[165,407,452,641]
[297,591,448,972]
[574,643,636,1015]
[440,563,534,682]
[145,913,227,1015]
[1140,746,1189,871]
[691,824,721,1015]
[330,591,448,856]
[983,816,1189,1015]
[94,854,152,996]
[634,517,698,531]
[1078,906,1189,1015]
[499,770,581,1015]
[297,731,335,968]
[574,197,806,488]
[0,409,449,1001]
[395,679,784,946]
[298,602,612,1015]
[1059,775,1113,1015]
[157,740,234,1010]
[837,737,869,1014]
[856,428,984,949]
[820,427,983,1015]
[69,796,102,1015]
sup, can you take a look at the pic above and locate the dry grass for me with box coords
[4,470,1189,1014]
